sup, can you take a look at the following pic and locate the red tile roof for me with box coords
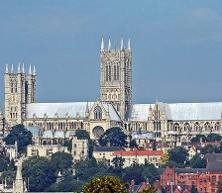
[113,149,163,157]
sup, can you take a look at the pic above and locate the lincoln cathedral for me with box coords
[3,38,222,145]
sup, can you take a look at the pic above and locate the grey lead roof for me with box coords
[131,102,222,121]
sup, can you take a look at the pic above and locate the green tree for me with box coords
[99,127,128,147]
[191,185,198,193]
[122,164,159,185]
[111,156,125,169]
[63,139,72,152]
[190,154,206,168]
[82,176,128,193]
[201,144,216,154]
[168,146,188,167]
[218,180,222,193]
[4,124,32,153]
[141,186,157,193]
[0,149,15,172]
[76,129,90,140]
[22,156,56,191]
[207,133,222,142]
[191,135,206,144]
[46,176,84,192]
[51,152,73,174]
[0,170,15,186]
[75,158,109,181]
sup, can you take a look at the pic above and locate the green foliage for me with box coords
[129,139,138,148]
[141,186,157,193]
[112,156,125,169]
[0,150,15,172]
[75,129,90,140]
[218,180,222,193]
[63,139,72,152]
[191,185,198,193]
[22,156,56,191]
[191,135,206,144]
[168,146,188,167]
[82,175,128,193]
[201,144,216,154]
[75,158,110,181]
[4,124,32,153]
[206,133,222,142]
[190,154,206,168]
[99,127,128,147]
[122,164,159,185]
[51,152,73,174]
[46,176,84,192]
[0,170,15,186]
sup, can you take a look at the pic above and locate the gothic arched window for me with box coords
[94,106,102,120]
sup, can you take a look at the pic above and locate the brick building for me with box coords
[160,153,222,193]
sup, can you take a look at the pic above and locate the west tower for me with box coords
[4,64,36,127]
[100,38,132,120]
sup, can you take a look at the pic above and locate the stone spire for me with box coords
[33,65,36,75]
[101,37,104,51]
[17,63,21,73]
[120,38,124,50]
[11,64,14,73]
[22,63,25,74]
[5,64,9,73]
[13,159,25,193]
[108,38,111,50]
[28,64,32,75]
[128,39,131,50]
[85,102,90,117]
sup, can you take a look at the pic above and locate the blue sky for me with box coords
[0,1,222,104]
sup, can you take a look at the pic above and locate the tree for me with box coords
[191,135,206,144]
[4,124,32,153]
[160,152,169,167]
[191,185,198,193]
[75,129,90,140]
[190,154,206,168]
[0,149,15,172]
[218,180,222,193]
[63,139,72,152]
[99,127,128,147]
[46,176,84,192]
[75,158,110,181]
[207,133,222,142]
[111,156,125,169]
[122,164,159,185]
[22,156,56,191]
[201,144,216,155]
[51,152,73,174]
[82,176,128,193]
[168,147,188,167]
[141,186,157,193]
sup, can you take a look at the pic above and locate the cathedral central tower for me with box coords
[100,38,132,120]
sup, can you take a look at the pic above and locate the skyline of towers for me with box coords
[99,37,132,121]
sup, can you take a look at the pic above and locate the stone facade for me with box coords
[3,38,222,144]
[100,38,132,120]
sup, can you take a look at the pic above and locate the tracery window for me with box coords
[215,122,220,131]
[94,106,102,120]
[204,122,211,131]
[184,123,190,132]
[194,122,200,132]
[174,123,180,132]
